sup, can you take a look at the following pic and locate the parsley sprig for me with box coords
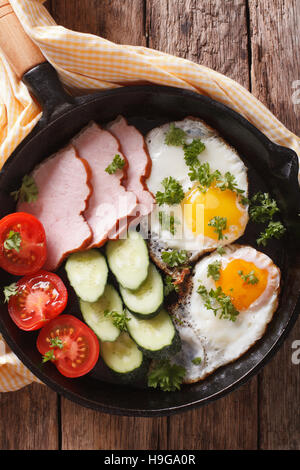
[249,192,279,223]
[183,139,206,166]
[104,309,130,332]
[161,249,188,267]
[188,162,221,193]
[238,270,259,285]
[197,284,239,322]
[155,177,185,206]
[3,231,21,252]
[105,154,125,174]
[207,260,222,281]
[191,357,202,365]
[3,282,18,303]
[10,175,38,204]
[164,124,187,147]
[163,275,179,296]
[257,221,286,246]
[208,216,227,240]
[42,336,64,364]
[148,359,186,392]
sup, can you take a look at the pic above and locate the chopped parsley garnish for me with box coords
[148,359,186,392]
[238,270,259,285]
[104,309,130,332]
[158,211,179,236]
[256,221,286,246]
[105,154,125,174]
[10,174,38,203]
[161,249,188,267]
[164,124,187,147]
[3,230,21,252]
[249,192,279,223]
[155,177,185,206]
[191,357,202,365]
[3,282,18,303]
[197,284,239,322]
[217,246,226,255]
[207,260,222,281]
[208,216,227,240]
[49,337,64,349]
[216,172,246,199]
[163,275,179,296]
[188,162,221,193]
[42,350,56,363]
[183,139,206,166]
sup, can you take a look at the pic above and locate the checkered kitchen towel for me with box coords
[0,0,299,391]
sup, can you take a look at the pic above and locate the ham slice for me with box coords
[72,122,138,248]
[108,116,154,217]
[18,145,92,271]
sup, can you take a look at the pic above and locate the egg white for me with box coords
[171,245,281,383]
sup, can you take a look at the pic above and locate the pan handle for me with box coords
[0,1,74,122]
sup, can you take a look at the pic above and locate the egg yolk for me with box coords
[215,259,268,311]
[182,184,245,241]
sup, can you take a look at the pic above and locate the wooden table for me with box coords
[0,0,299,450]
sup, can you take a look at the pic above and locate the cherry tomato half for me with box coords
[37,315,100,378]
[8,271,68,331]
[0,212,47,276]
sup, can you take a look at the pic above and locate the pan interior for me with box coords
[0,86,299,416]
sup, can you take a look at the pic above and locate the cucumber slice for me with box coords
[106,230,149,290]
[126,309,181,359]
[65,249,108,302]
[119,263,163,318]
[80,284,122,342]
[100,332,144,377]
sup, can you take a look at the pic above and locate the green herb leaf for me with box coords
[216,246,226,255]
[3,282,18,303]
[197,283,240,322]
[164,124,187,147]
[208,216,227,240]
[49,337,64,349]
[191,357,202,365]
[238,270,259,285]
[3,230,21,252]
[161,249,188,267]
[249,192,280,223]
[155,177,185,206]
[183,139,206,166]
[10,175,38,203]
[207,260,222,281]
[42,350,56,363]
[163,275,179,296]
[104,309,130,332]
[105,154,125,174]
[148,359,186,392]
[256,221,286,246]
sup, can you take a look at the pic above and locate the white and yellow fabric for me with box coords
[0,0,299,391]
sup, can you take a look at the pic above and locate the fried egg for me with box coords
[171,245,281,383]
[145,118,249,265]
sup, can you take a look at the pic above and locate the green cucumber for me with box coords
[100,331,145,379]
[106,230,149,290]
[119,263,163,318]
[126,308,181,359]
[65,249,108,302]
[80,284,122,342]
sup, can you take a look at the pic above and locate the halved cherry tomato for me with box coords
[8,271,68,331]
[37,315,100,378]
[0,212,47,275]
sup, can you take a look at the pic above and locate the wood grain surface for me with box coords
[0,0,299,450]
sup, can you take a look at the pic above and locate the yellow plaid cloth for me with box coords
[0,0,299,392]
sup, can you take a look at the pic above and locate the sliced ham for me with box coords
[72,122,138,248]
[108,116,154,217]
[18,145,92,271]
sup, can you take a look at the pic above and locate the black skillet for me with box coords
[0,1,300,416]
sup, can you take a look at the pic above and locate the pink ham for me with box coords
[108,116,154,217]
[18,145,92,271]
[72,122,138,248]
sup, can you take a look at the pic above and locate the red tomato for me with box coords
[8,271,68,331]
[0,212,47,276]
[37,315,100,378]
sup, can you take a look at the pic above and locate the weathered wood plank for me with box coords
[51,0,146,46]
[249,0,300,450]
[0,384,58,450]
[146,0,257,450]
